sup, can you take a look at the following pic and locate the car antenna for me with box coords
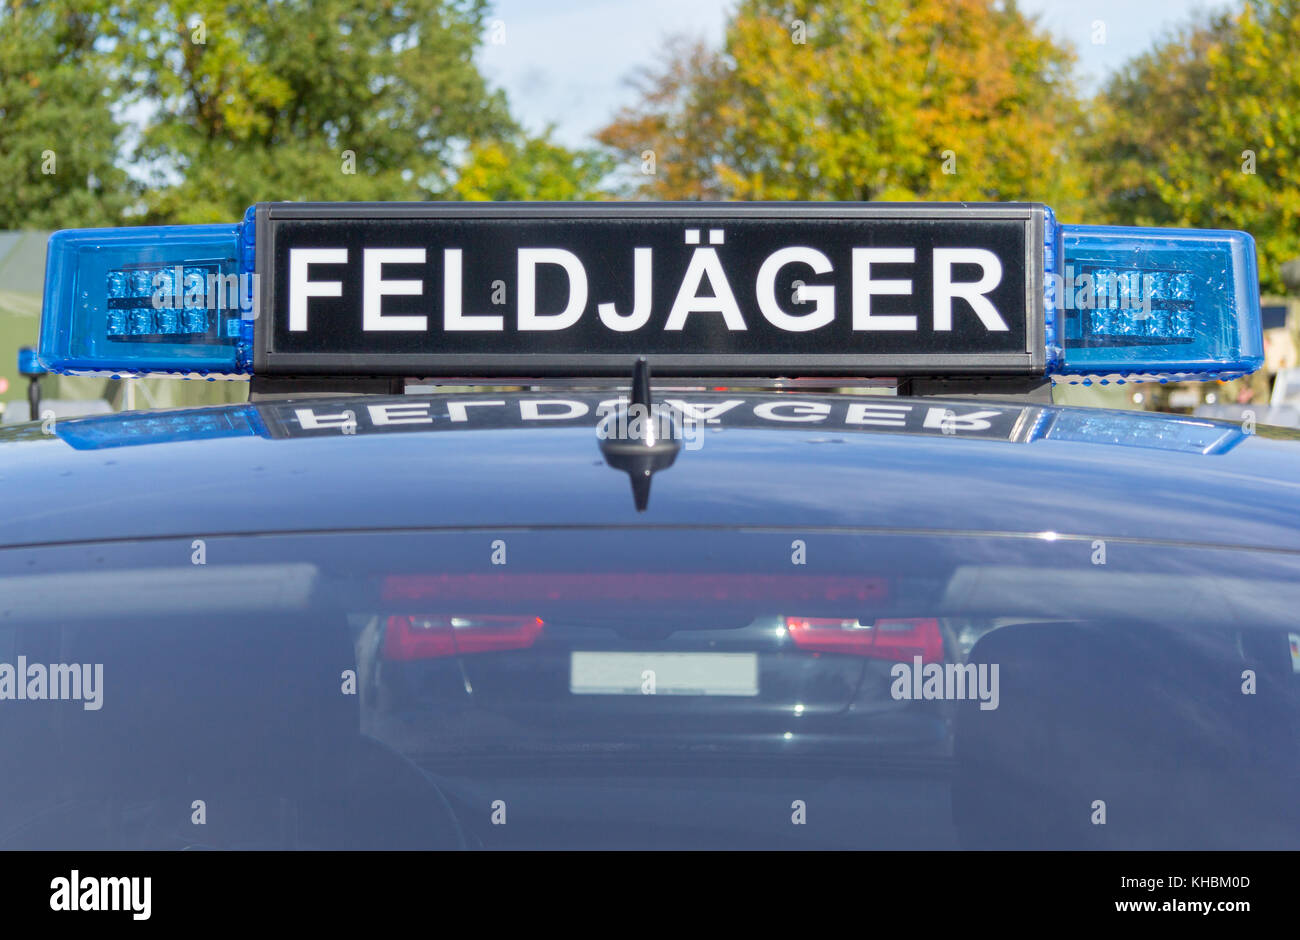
[598,356,682,512]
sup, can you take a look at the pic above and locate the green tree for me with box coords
[0,0,130,228]
[1088,0,1300,295]
[451,131,613,201]
[118,0,517,222]
[598,0,1085,210]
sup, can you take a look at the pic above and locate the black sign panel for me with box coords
[255,203,1046,377]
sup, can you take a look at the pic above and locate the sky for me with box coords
[477,0,1234,150]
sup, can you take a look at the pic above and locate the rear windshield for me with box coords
[1,528,1297,850]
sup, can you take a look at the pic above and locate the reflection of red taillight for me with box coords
[785,617,942,663]
[383,615,544,661]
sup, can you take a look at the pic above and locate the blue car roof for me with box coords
[0,392,1297,552]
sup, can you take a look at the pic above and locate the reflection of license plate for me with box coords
[570,652,759,696]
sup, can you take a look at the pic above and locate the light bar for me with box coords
[1049,224,1263,381]
[33,203,1265,386]
[39,221,253,375]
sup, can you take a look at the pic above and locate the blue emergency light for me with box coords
[1050,220,1263,381]
[34,203,1264,385]
[38,206,257,376]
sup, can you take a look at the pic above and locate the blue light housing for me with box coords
[34,205,1265,388]
[1049,224,1263,381]
[38,222,253,375]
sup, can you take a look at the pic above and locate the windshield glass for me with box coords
[2,528,1297,850]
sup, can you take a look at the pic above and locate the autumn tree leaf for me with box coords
[598,0,1085,211]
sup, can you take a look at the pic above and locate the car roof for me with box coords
[1,391,1298,552]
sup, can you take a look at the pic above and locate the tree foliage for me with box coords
[451,132,612,201]
[0,0,130,228]
[117,0,514,221]
[599,0,1085,209]
[0,0,611,227]
[5,0,1300,287]
[1088,0,1300,294]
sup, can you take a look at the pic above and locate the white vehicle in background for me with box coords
[1190,367,1300,429]
[1271,367,1300,407]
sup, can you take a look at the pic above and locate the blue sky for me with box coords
[478,0,1234,149]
